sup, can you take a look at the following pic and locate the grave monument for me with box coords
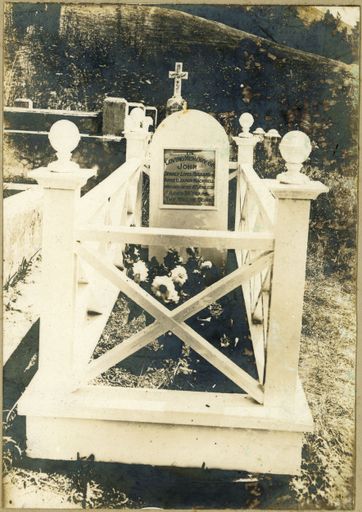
[166,62,188,116]
[149,104,230,263]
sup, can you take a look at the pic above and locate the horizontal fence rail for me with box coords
[76,225,275,251]
[78,157,142,223]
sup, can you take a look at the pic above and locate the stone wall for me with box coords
[4,107,102,133]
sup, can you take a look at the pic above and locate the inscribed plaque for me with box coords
[163,149,216,207]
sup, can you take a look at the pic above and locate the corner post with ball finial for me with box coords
[263,130,328,410]
[29,120,96,389]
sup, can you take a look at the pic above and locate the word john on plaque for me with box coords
[163,149,216,207]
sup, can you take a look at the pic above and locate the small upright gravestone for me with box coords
[149,109,229,263]
[102,97,127,136]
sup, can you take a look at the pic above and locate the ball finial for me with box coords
[48,120,80,153]
[278,130,312,184]
[130,107,145,123]
[125,107,148,133]
[239,113,254,137]
[48,120,80,172]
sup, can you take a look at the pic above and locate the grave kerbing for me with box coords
[14,98,33,109]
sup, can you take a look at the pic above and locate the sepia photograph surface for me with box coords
[2,2,360,509]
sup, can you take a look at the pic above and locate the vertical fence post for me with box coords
[124,107,151,225]
[29,121,95,388]
[264,131,328,409]
[124,107,151,161]
[232,114,260,235]
[233,113,260,167]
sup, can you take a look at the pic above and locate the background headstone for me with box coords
[102,97,127,136]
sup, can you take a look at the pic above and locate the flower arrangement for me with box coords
[122,245,246,358]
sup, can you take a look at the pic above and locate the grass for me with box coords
[289,261,355,509]
[4,254,39,293]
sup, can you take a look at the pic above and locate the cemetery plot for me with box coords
[73,116,275,404]
[14,102,328,476]
[75,170,274,400]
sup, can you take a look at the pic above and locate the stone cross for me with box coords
[169,62,188,98]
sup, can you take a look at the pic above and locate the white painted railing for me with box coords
[73,109,151,374]
[26,110,150,388]
[78,157,143,224]
[73,156,146,373]
[29,109,328,413]
[233,113,328,407]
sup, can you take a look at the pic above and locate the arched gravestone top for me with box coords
[152,109,228,159]
[150,109,229,234]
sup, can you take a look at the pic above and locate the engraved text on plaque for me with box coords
[163,149,216,207]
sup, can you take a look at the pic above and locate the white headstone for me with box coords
[149,109,229,263]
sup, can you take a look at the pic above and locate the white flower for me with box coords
[170,265,188,286]
[151,276,179,303]
[220,334,231,348]
[201,261,212,269]
[132,260,148,282]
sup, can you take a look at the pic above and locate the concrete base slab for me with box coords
[18,374,313,475]
[25,415,304,475]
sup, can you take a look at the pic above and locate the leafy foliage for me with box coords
[4,4,358,173]
[307,167,357,279]
[3,4,358,283]
[165,5,360,64]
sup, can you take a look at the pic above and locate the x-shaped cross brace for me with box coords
[75,243,272,403]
